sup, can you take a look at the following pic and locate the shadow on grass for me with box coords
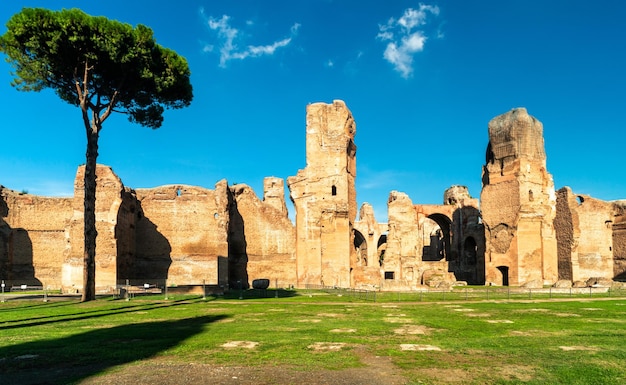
[0,299,202,331]
[0,313,227,385]
[220,288,301,300]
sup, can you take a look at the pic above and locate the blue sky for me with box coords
[1,1,625,222]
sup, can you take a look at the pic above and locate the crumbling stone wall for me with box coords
[135,181,229,287]
[64,165,128,292]
[288,100,356,287]
[228,179,296,289]
[613,202,626,280]
[1,186,72,288]
[481,108,558,286]
[555,187,617,283]
[2,102,624,292]
[352,203,388,288]
[446,186,485,285]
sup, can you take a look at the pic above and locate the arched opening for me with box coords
[353,229,367,266]
[496,266,509,286]
[377,233,387,266]
[423,213,452,262]
[331,185,337,196]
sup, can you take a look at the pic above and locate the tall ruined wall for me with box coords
[352,203,388,288]
[64,165,128,292]
[614,202,626,280]
[446,186,485,285]
[228,180,296,289]
[0,187,72,288]
[288,100,357,287]
[481,108,558,286]
[383,192,441,289]
[554,188,614,282]
[135,181,229,287]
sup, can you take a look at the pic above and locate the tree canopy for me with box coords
[0,7,192,128]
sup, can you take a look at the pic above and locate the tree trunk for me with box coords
[81,127,99,302]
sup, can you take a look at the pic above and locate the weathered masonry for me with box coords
[1,101,625,293]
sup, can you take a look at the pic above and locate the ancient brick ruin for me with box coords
[1,101,625,292]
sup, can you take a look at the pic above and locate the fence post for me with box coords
[43,283,48,303]
[1,280,5,303]
[164,279,168,300]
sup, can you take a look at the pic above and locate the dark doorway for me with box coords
[497,266,509,286]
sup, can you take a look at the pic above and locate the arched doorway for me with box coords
[377,233,387,266]
[496,266,509,286]
[424,214,452,261]
[353,229,367,266]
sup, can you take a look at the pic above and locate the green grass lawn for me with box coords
[1,290,625,384]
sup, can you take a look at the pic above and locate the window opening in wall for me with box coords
[576,196,584,205]
[176,188,182,197]
[384,271,395,280]
[331,185,337,196]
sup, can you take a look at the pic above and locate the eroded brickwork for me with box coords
[554,188,615,283]
[481,108,558,286]
[1,187,71,288]
[288,100,357,287]
[229,181,296,289]
[1,102,624,292]
[134,182,229,287]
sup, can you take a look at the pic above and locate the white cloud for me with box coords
[202,12,299,67]
[377,4,440,78]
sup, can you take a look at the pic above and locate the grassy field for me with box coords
[1,290,625,384]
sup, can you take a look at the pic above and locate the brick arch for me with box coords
[426,213,452,261]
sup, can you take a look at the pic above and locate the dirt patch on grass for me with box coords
[221,341,259,349]
[400,344,441,351]
[308,342,347,351]
[558,345,600,352]
[330,328,357,333]
[317,312,344,318]
[394,324,436,335]
[384,317,413,324]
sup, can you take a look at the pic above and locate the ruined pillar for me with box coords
[481,108,558,286]
[613,203,626,280]
[287,100,357,288]
[63,165,128,292]
[554,188,615,283]
[263,177,288,216]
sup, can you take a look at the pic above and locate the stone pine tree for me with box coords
[0,8,193,301]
